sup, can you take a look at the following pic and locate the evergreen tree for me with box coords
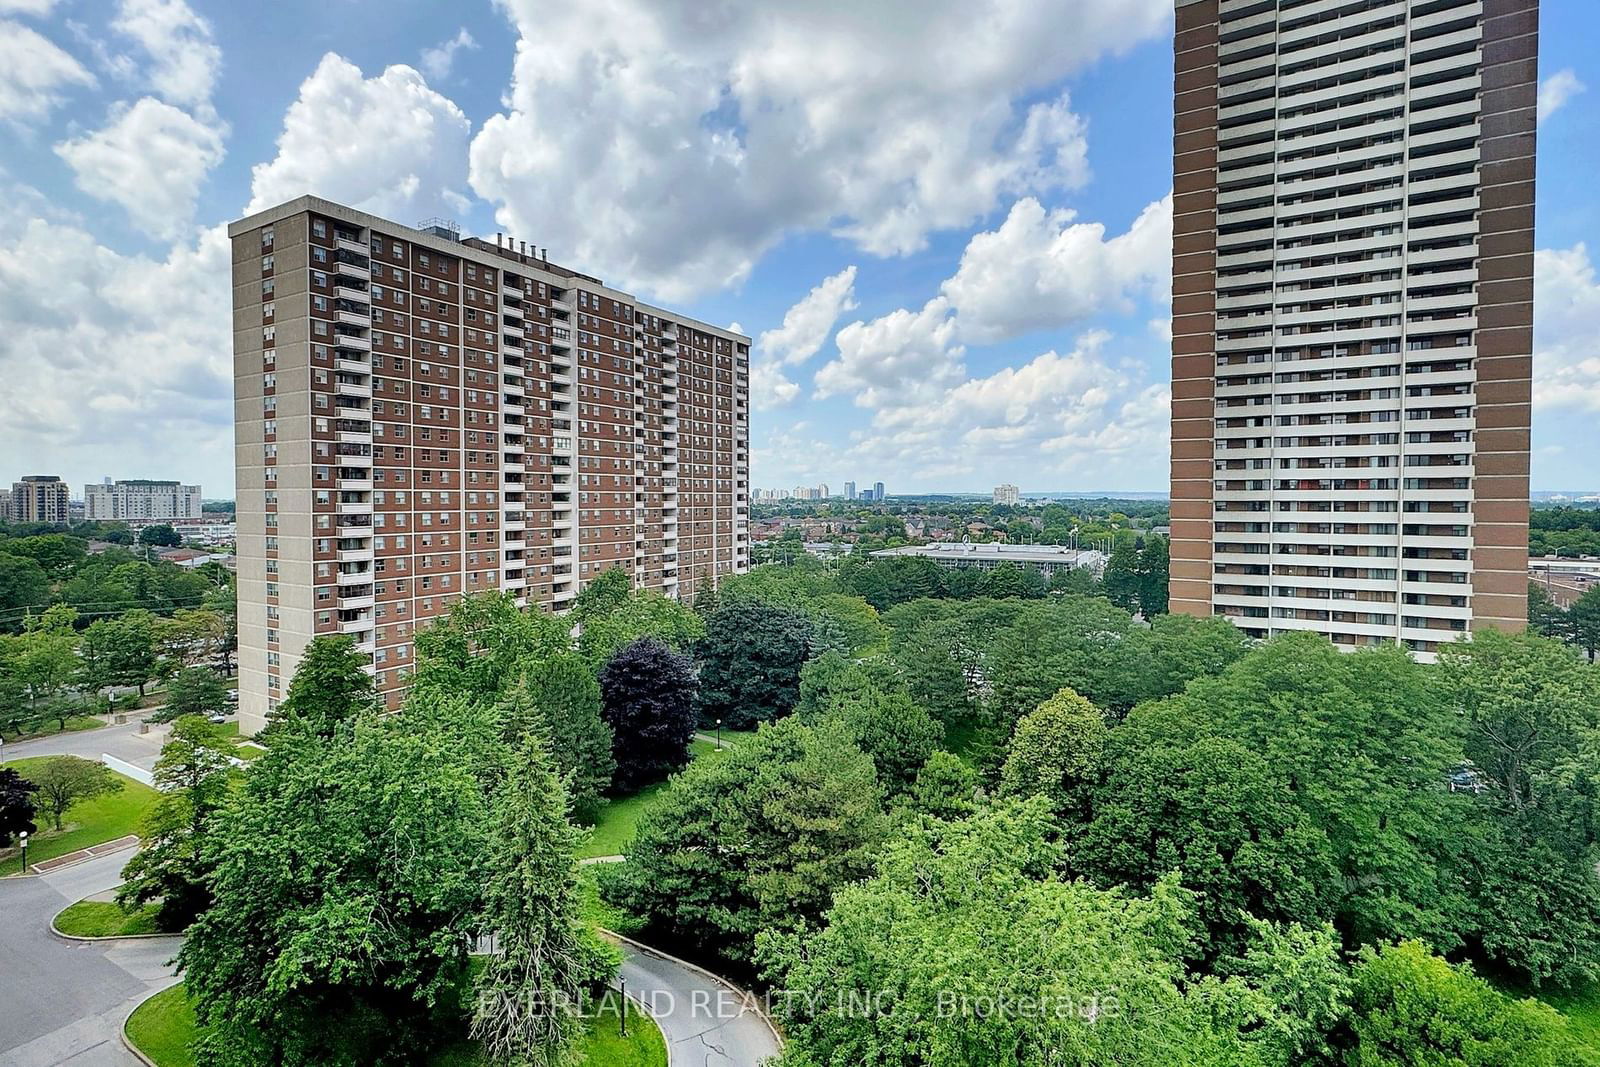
[1136,534,1169,616]
[499,655,614,823]
[471,734,616,1066]
[1102,538,1141,613]
[696,599,814,729]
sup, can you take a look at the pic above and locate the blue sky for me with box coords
[0,0,1596,498]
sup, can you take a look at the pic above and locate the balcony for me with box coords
[337,546,374,563]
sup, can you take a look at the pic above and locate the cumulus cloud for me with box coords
[420,28,478,81]
[1538,69,1585,124]
[0,0,58,14]
[111,0,219,109]
[247,54,472,220]
[469,0,1167,299]
[814,297,965,410]
[1533,244,1600,411]
[0,206,234,493]
[942,194,1172,343]
[759,266,858,366]
[0,20,94,123]
[55,97,225,239]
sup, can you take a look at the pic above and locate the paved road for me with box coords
[0,850,173,1066]
[2,844,778,1067]
[620,940,781,1067]
[2,717,170,776]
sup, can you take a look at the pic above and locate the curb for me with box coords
[2,837,138,880]
[616,987,672,1067]
[49,903,179,943]
[601,928,785,1051]
[119,979,183,1067]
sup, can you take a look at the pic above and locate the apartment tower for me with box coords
[230,197,750,733]
[9,476,70,524]
[1170,0,1536,655]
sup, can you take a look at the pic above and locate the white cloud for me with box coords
[750,363,803,411]
[112,0,220,109]
[814,297,965,410]
[0,0,59,14]
[420,28,478,81]
[469,0,1167,299]
[55,97,225,239]
[0,205,234,494]
[0,20,93,123]
[942,194,1172,343]
[1533,244,1600,412]
[247,54,472,220]
[758,266,858,366]
[1538,69,1585,124]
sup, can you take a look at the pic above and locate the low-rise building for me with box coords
[873,542,1107,578]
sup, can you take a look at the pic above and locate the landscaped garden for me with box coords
[124,984,667,1067]
[0,755,156,876]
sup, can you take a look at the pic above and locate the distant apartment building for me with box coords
[230,197,750,732]
[1170,0,1536,656]
[874,481,887,500]
[85,479,203,521]
[993,483,1020,506]
[9,476,70,524]
[844,481,857,500]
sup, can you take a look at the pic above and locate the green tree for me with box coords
[79,610,160,701]
[117,716,237,929]
[179,698,491,1065]
[575,588,704,666]
[1568,584,1600,661]
[471,734,616,1066]
[1136,534,1169,616]
[1528,582,1568,640]
[1076,735,1340,965]
[987,596,1134,725]
[264,635,377,739]
[978,561,1047,600]
[1119,633,1462,952]
[757,799,1298,1067]
[0,553,49,631]
[601,716,887,966]
[1344,941,1598,1067]
[2,534,87,578]
[29,754,122,831]
[998,686,1108,816]
[157,665,230,724]
[597,637,699,792]
[571,567,633,622]
[1098,613,1252,715]
[499,654,614,823]
[906,750,978,820]
[821,686,943,795]
[138,524,182,547]
[409,592,571,707]
[696,599,814,730]
[1101,538,1141,612]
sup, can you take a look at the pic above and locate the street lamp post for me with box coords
[19,830,28,873]
[619,978,628,1037]
[715,718,722,751]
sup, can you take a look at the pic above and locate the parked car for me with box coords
[226,689,239,703]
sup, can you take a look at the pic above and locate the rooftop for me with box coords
[873,543,1108,567]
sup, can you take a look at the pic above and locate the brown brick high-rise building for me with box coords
[1170,0,1536,657]
[230,197,750,732]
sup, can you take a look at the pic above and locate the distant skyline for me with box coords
[0,1,1597,495]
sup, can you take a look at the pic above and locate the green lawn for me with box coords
[127,984,666,1067]
[578,740,736,859]
[579,781,669,859]
[0,714,105,743]
[53,899,161,937]
[0,756,158,876]
[233,743,267,762]
[124,985,202,1067]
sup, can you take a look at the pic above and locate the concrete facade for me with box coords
[1169,0,1536,657]
[230,197,750,733]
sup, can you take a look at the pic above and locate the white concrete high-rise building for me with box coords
[993,483,1020,506]
[84,479,203,521]
[1170,0,1536,657]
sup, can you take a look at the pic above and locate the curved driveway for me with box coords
[1,841,779,1067]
